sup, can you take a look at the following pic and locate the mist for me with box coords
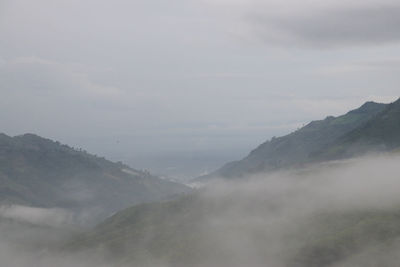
[1,154,396,266]
[2,0,400,265]
[0,203,114,267]
[0,205,76,227]
[2,0,399,179]
[179,155,400,266]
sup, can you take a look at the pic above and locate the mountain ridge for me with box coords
[313,97,400,160]
[195,100,389,183]
[0,133,190,221]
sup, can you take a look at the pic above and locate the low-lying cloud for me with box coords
[188,155,400,266]
[0,205,75,227]
[2,155,400,267]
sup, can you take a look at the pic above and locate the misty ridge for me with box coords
[0,132,190,224]
[0,98,400,266]
[2,154,400,267]
[3,0,400,266]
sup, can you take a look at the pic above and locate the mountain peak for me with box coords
[348,101,386,115]
[362,101,379,106]
[196,99,390,182]
[16,133,53,142]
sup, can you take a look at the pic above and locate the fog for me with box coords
[0,205,75,227]
[2,0,400,265]
[1,155,399,266]
[182,155,400,266]
[2,0,399,179]
[0,204,113,267]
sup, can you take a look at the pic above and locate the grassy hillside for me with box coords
[196,101,387,182]
[65,152,400,267]
[0,133,190,219]
[314,97,400,160]
[68,194,207,266]
[68,191,400,267]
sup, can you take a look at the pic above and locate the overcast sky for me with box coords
[1,0,399,177]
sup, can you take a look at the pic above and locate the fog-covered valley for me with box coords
[1,154,400,267]
[2,0,400,266]
[1,97,400,266]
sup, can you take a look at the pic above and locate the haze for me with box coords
[1,0,399,178]
[2,155,400,266]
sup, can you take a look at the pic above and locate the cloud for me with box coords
[2,155,400,267]
[262,5,400,48]
[208,0,400,48]
[56,154,400,267]
[0,205,75,227]
[188,155,400,266]
[1,0,399,178]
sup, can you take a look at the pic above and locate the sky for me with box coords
[1,0,399,178]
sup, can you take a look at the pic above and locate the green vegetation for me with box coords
[315,98,400,160]
[4,99,400,266]
[197,101,388,181]
[292,210,400,267]
[67,194,208,266]
[68,194,400,267]
[0,133,190,219]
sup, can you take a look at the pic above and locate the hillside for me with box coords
[67,156,400,267]
[196,101,387,182]
[313,97,400,160]
[68,199,400,267]
[0,133,190,220]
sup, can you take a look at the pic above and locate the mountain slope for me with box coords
[68,156,400,267]
[313,97,400,160]
[196,101,387,182]
[0,133,190,219]
[68,199,400,267]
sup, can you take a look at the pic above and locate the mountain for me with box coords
[68,170,400,267]
[67,194,205,266]
[195,101,387,182]
[0,133,190,220]
[313,97,400,160]
[63,99,400,267]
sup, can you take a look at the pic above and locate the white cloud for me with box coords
[0,205,75,227]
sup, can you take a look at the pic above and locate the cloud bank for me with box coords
[1,155,400,267]
[207,0,400,48]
